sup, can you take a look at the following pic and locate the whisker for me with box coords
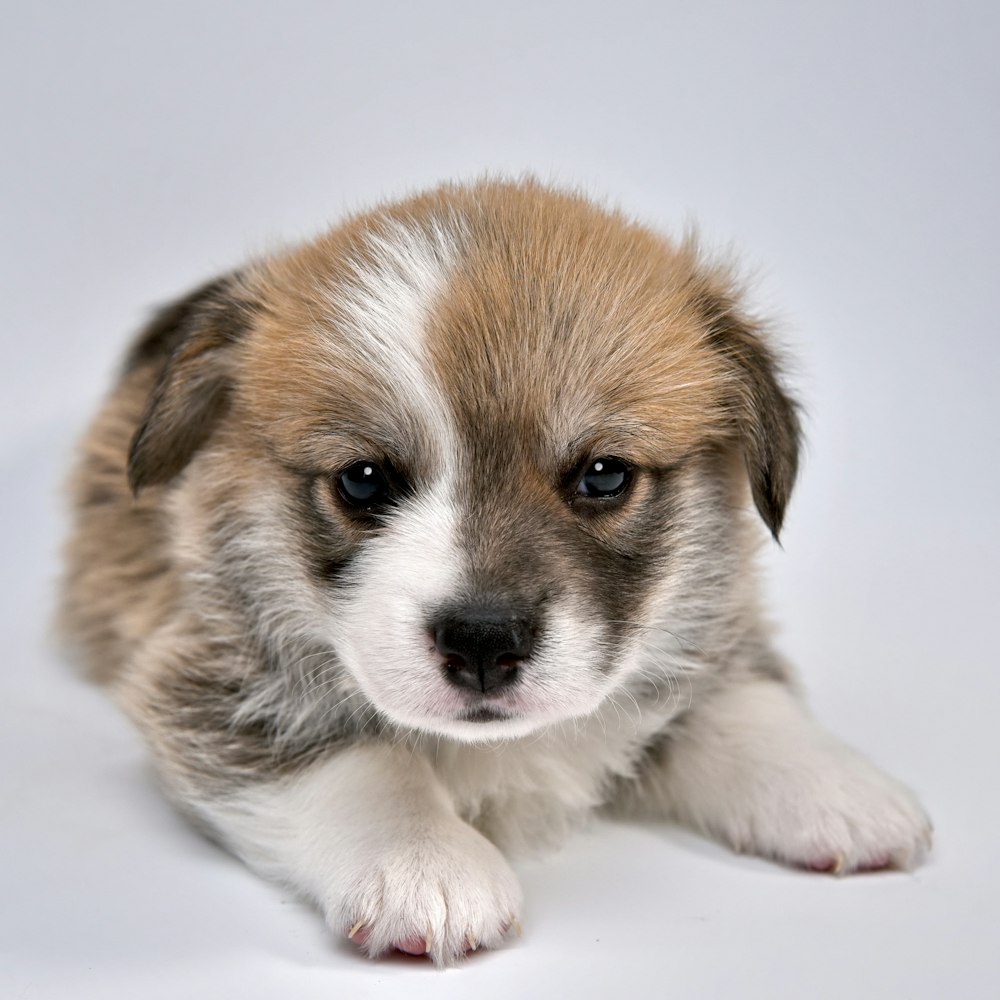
[602,619,706,656]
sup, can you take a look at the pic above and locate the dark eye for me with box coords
[336,461,392,510]
[576,457,631,499]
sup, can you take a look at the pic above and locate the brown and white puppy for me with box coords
[61,179,931,964]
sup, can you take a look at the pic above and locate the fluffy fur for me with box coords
[61,179,931,964]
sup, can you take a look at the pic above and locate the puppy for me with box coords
[61,179,931,963]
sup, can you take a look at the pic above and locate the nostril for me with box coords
[494,658,520,688]
[442,652,468,674]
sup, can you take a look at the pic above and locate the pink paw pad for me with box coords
[394,936,429,956]
[804,858,842,874]
[802,855,893,875]
[855,856,893,873]
[346,921,514,958]
[346,923,431,957]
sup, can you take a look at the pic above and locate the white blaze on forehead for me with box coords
[326,216,463,445]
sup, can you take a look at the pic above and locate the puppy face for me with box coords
[129,181,799,742]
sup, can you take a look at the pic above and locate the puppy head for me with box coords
[129,180,799,741]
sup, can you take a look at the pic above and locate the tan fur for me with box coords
[425,183,732,463]
[61,364,177,683]
[244,182,733,474]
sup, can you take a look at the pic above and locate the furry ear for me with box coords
[127,275,254,494]
[701,289,801,539]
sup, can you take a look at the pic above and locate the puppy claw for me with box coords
[512,917,522,938]
[347,919,366,940]
[465,932,478,952]
[832,854,845,876]
[425,927,433,954]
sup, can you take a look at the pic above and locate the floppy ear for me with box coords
[700,289,802,540]
[127,274,254,494]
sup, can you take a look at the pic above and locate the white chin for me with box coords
[430,713,547,743]
[381,703,549,743]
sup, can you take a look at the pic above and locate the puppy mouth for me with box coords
[459,705,510,724]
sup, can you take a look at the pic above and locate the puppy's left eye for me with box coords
[336,461,392,510]
[576,457,631,498]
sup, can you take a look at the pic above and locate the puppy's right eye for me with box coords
[336,461,392,511]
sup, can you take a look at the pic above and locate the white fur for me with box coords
[327,216,462,457]
[649,679,933,871]
[332,479,468,725]
[201,744,522,965]
[430,682,691,854]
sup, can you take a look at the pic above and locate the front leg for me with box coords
[194,744,523,963]
[117,628,522,964]
[638,678,932,873]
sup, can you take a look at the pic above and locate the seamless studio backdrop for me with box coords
[2,3,997,998]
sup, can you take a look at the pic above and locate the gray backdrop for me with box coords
[3,2,997,997]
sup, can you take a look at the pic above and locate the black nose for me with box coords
[433,608,533,694]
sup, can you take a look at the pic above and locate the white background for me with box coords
[2,2,998,997]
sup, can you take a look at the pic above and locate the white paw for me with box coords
[662,682,932,875]
[332,820,523,964]
[726,743,933,874]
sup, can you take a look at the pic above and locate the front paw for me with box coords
[734,746,933,874]
[333,821,523,965]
